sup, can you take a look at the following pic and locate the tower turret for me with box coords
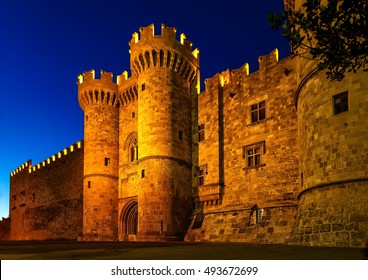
[78,70,119,241]
[129,24,199,240]
[288,0,368,247]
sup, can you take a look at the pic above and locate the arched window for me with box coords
[130,139,138,162]
[124,132,138,163]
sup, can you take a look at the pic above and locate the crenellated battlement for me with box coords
[10,160,32,177]
[78,70,119,109]
[10,141,83,177]
[258,48,279,70]
[130,24,194,53]
[129,24,199,81]
[202,48,287,93]
[77,70,116,85]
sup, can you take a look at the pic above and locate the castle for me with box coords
[8,1,368,247]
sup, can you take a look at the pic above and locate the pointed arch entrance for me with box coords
[121,200,138,241]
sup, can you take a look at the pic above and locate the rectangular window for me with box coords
[250,100,266,123]
[198,165,207,186]
[198,124,205,142]
[20,191,26,206]
[12,195,16,209]
[141,169,145,178]
[104,158,110,166]
[243,141,265,168]
[179,130,183,141]
[249,205,263,226]
[141,83,146,91]
[88,181,91,188]
[333,91,348,115]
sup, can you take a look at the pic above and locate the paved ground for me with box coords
[0,241,367,260]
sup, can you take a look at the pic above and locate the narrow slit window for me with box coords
[198,124,205,142]
[104,158,110,166]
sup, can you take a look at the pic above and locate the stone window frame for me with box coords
[104,157,110,166]
[333,91,349,115]
[250,100,266,123]
[198,164,207,186]
[124,132,139,163]
[248,204,263,226]
[243,141,266,169]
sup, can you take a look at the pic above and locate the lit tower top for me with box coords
[129,23,199,82]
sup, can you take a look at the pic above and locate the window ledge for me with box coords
[246,116,274,127]
[243,163,266,170]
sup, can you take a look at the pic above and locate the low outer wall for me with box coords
[10,142,84,240]
[186,205,297,243]
[290,181,368,247]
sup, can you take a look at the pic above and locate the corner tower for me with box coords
[78,70,119,241]
[129,24,199,240]
[289,0,368,247]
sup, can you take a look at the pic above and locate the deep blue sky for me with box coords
[0,0,289,219]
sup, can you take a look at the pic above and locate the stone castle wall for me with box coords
[8,19,368,247]
[9,142,83,240]
[291,68,368,247]
[187,50,300,243]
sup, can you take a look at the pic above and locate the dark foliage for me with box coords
[269,0,368,81]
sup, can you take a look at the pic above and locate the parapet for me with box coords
[10,160,32,177]
[201,48,293,94]
[258,48,279,71]
[10,141,83,177]
[78,70,120,109]
[128,24,199,82]
[77,70,116,85]
[130,24,194,53]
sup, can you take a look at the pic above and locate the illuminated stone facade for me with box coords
[9,18,368,246]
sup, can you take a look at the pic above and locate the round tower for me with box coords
[129,24,199,240]
[77,70,119,241]
[290,0,368,247]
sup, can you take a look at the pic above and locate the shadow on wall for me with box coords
[0,217,10,240]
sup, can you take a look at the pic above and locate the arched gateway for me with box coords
[120,200,138,241]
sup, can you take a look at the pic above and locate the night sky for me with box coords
[0,0,289,219]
